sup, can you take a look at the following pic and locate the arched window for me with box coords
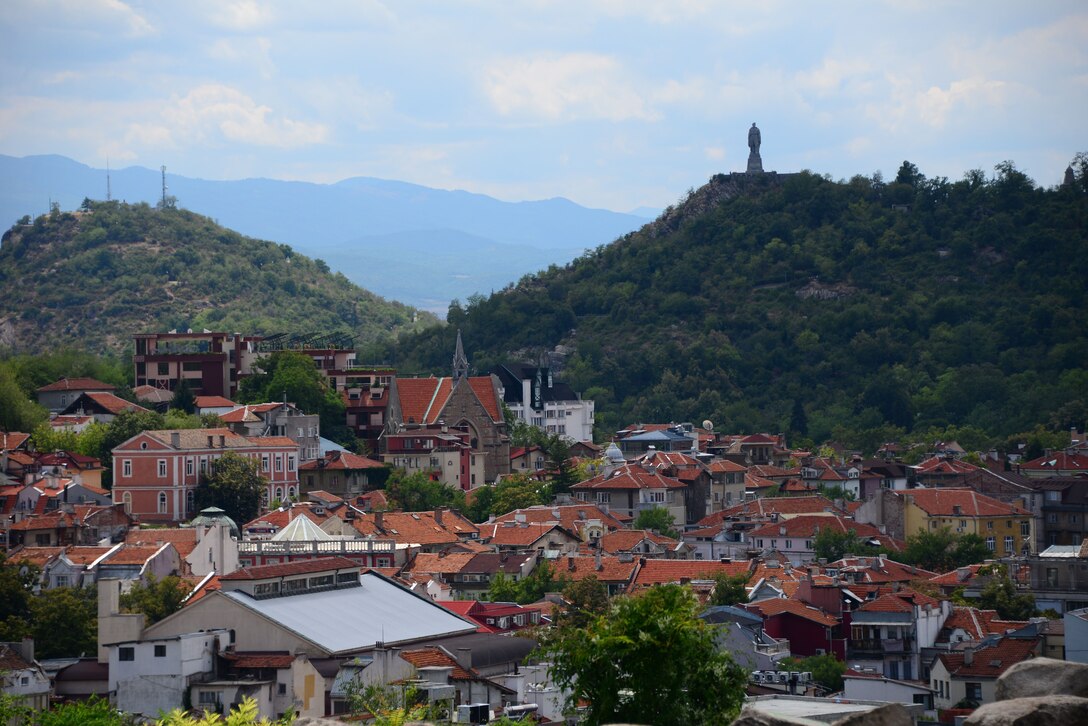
[185,490,195,517]
[122,492,132,514]
[287,486,296,499]
[275,487,284,501]
[158,492,168,514]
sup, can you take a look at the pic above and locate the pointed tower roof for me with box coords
[452,329,469,384]
[270,514,331,542]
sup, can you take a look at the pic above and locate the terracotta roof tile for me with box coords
[571,463,686,491]
[76,392,150,415]
[299,450,386,471]
[195,396,237,408]
[37,377,115,392]
[400,647,475,680]
[899,488,1031,517]
[697,496,843,527]
[936,636,1038,678]
[744,597,839,627]
[632,559,751,588]
[226,652,295,669]
[598,529,680,553]
[479,522,572,547]
[6,545,67,567]
[555,554,639,584]
[220,556,360,581]
[491,504,626,533]
[0,432,31,450]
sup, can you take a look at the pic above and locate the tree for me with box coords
[899,527,991,572]
[778,653,846,692]
[977,565,1036,620]
[895,160,924,186]
[170,378,196,414]
[813,527,884,561]
[0,553,36,641]
[120,574,189,624]
[707,573,749,607]
[554,575,610,629]
[385,470,464,512]
[538,584,747,725]
[491,474,550,516]
[0,366,48,433]
[156,696,294,725]
[30,586,97,659]
[633,506,679,538]
[193,451,266,525]
[36,695,140,726]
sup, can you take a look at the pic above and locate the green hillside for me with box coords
[394,162,1088,447]
[0,200,434,354]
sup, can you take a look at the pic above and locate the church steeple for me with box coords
[452,329,469,384]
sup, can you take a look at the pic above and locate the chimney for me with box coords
[207,435,214,448]
[595,545,602,571]
[434,507,444,526]
[455,647,472,671]
[171,432,181,448]
[219,435,225,448]
[963,647,974,666]
[375,510,384,530]
[567,556,575,572]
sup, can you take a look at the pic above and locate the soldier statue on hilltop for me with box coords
[747,122,764,174]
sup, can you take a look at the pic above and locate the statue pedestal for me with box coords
[747,152,764,174]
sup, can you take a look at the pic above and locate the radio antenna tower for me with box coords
[160,165,168,207]
[106,157,112,201]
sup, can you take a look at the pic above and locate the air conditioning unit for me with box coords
[815,648,826,656]
[776,671,789,683]
[455,704,490,724]
[750,671,763,682]
[955,527,965,533]
[801,672,812,682]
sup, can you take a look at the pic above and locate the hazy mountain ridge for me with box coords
[0,154,646,313]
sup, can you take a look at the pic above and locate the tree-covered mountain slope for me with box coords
[0,200,434,354]
[393,164,1088,445]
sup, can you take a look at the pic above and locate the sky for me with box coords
[1,1,1085,213]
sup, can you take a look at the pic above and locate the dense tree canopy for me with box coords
[120,575,190,624]
[898,527,992,572]
[394,163,1087,452]
[193,451,266,525]
[538,584,747,725]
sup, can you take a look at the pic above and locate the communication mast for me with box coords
[160,165,168,207]
[106,157,112,201]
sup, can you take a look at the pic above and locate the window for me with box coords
[1048,513,1058,523]
[54,575,70,587]
[198,691,218,705]
[275,455,283,472]
[122,459,132,478]
[154,644,166,657]
[597,492,610,504]
[122,491,132,514]
[986,536,995,551]
[200,457,208,473]
[987,521,994,530]
[1021,521,1031,536]
[262,454,270,472]
[1004,536,1014,552]
[158,459,167,477]
[119,647,134,661]
[288,455,296,471]
[186,458,194,476]
[157,362,169,376]
[1072,514,1080,525]
[158,492,168,514]
[785,540,793,549]
[648,491,665,503]
[186,490,195,517]
[966,682,982,701]
[278,683,287,696]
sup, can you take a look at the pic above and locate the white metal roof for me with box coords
[222,572,476,655]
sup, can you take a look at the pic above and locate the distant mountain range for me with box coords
[0,154,652,314]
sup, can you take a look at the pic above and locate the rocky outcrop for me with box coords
[731,703,911,726]
[963,657,1088,726]
[965,696,1088,726]
[994,657,1088,700]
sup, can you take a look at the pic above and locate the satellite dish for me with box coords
[703,420,714,431]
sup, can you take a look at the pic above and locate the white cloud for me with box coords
[210,0,274,30]
[483,53,656,122]
[160,85,328,147]
[704,146,725,161]
[914,77,1008,127]
[207,37,277,79]
[52,0,156,37]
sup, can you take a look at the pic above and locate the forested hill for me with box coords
[0,200,433,354]
[393,163,1088,447]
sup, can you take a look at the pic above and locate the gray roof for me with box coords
[222,572,477,655]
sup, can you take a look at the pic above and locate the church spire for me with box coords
[452,329,469,384]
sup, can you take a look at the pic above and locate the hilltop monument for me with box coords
[747,122,763,174]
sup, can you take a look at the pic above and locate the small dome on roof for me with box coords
[605,441,625,463]
[189,506,239,538]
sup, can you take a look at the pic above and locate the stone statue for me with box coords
[748,123,761,154]
[746,122,763,174]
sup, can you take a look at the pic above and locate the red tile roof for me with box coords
[125,528,199,558]
[936,636,1038,678]
[81,392,149,415]
[744,597,839,627]
[409,552,477,575]
[195,396,237,408]
[941,607,1028,640]
[830,556,936,583]
[631,559,751,588]
[491,504,627,533]
[857,588,941,613]
[916,456,979,474]
[697,496,843,526]
[571,463,686,491]
[747,514,900,550]
[226,652,295,669]
[598,529,680,553]
[466,377,503,422]
[298,450,386,471]
[105,543,171,565]
[400,647,475,680]
[220,556,359,581]
[1020,451,1088,473]
[63,546,115,565]
[709,459,747,473]
[900,488,1031,517]
[37,377,115,392]
[0,432,31,450]
[6,545,66,567]
[351,509,478,545]
[555,554,639,584]
[479,522,572,547]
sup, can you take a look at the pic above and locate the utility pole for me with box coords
[161,165,168,207]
